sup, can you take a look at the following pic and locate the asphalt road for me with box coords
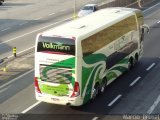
[0,0,160,120]
[0,0,101,58]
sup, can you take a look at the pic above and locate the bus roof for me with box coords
[41,7,139,40]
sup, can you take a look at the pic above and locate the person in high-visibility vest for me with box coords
[13,47,17,57]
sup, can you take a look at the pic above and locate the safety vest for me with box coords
[13,47,16,53]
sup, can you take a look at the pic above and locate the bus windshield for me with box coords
[37,36,75,55]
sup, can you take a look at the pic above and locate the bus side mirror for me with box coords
[142,24,150,34]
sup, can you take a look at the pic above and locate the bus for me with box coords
[34,7,149,106]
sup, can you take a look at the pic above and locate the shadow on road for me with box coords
[0,42,12,56]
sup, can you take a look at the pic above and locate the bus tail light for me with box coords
[34,77,41,93]
[71,82,80,98]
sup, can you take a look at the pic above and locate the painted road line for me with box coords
[92,117,99,120]
[8,46,34,59]
[129,76,141,87]
[1,27,11,32]
[0,87,8,94]
[19,22,28,26]
[49,13,55,16]
[147,95,160,114]
[143,1,160,13]
[0,69,33,89]
[126,1,137,7]
[1,1,156,47]
[99,0,137,7]
[0,17,72,45]
[157,21,160,23]
[146,63,156,71]
[99,0,115,6]
[108,94,122,107]
[21,101,41,113]
[34,17,43,20]
[0,84,12,93]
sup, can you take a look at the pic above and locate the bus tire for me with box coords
[91,83,99,101]
[128,57,134,70]
[135,53,139,64]
[99,78,107,94]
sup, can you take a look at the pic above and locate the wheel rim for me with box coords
[100,84,105,93]
[91,87,98,100]
[135,54,139,63]
[128,59,133,69]
[128,62,131,69]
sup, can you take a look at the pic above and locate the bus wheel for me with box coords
[135,53,139,64]
[128,57,134,70]
[99,78,107,94]
[91,84,99,101]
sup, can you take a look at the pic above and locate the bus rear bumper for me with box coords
[35,93,83,106]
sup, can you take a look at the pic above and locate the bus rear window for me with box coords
[37,36,75,55]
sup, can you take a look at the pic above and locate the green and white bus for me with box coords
[34,7,148,106]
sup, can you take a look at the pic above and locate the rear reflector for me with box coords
[34,77,41,93]
[70,82,80,98]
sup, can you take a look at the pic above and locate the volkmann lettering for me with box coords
[42,42,70,51]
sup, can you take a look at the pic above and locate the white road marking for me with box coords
[49,13,55,16]
[0,87,8,93]
[157,21,160,23]
[143,1,160,13]
[92,117,99,120]
[146,63,156,71]
[1,27,10,31]
[129,77,141,87]
[34,17,43,20]
[19,22,28,26]
[8,46,35,59]
[147,95,160,114]
[100,2,106,5]
[108,94,122,107]
[0,17,72,45]
[0,84,12,93]
[0,0,159,114]
[21,101,41,113]
[126,1,137,7]
[0,69,33,90]
[99,0,115,6]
